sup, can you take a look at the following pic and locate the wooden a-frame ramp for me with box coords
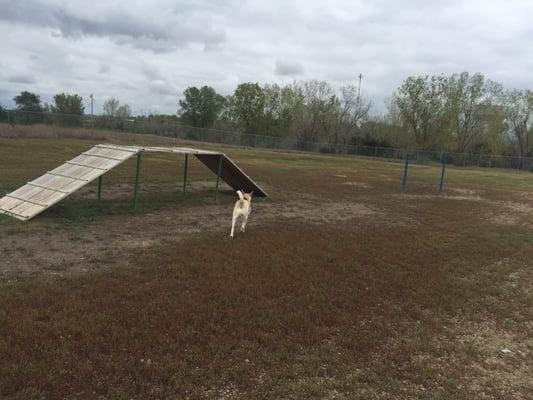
[0,144,267,221]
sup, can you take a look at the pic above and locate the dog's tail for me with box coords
[236,190,244,200]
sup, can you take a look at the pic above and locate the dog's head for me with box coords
[243,191,253,202]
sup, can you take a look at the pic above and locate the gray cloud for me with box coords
[98,64,110,74]
[275,60,304,76]
[0,0,225,52]
[0,0,532,114]
[149,81,178,97]
[7,74,36,84]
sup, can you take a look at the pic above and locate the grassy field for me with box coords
[0,124,532,399]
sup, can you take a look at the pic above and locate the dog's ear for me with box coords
[249,191,254,196]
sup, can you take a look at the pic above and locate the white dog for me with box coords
[230,190,253,238]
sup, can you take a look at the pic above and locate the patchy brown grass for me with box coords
[1,214,531,399]
[0,130,532,399]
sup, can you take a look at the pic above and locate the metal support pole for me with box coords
[133,151,142,211]
[439,155,447,193]
[215,154,223,198]
[402,153,410,191]
[182,154,188,193]
[97,176,102,201]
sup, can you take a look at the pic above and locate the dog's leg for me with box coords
[240,212,249,232]
[230,212,237,238]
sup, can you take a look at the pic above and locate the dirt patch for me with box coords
[518,191,533,200]
[490,214,521,226]
[489,201,533,226]
[500,201,533,214]
[393,193,484,202]
[342,181,371,189]
[448,187,481,197]
[454,320,532,399]
[272,201,375,223]
[0,190,380,280]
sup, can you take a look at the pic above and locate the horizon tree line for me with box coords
[3,72,533,158]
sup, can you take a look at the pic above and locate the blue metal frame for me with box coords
[439,154,447,192]
[402,153,410,191]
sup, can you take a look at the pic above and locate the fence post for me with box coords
[133,151,142,211]
[439,154,447,193]
[7,110,10,125]
[402,153,410,191]
[215,154,223,199]
[97,176,102,201]
[182,154,189,193]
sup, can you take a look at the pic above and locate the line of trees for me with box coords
[4,71,533,159]
[9,91,132,119]
[12,91,85,115]
[178,73,533,158]
[178,81,371,149]
[6,91,133,127]
[390,72,533,158]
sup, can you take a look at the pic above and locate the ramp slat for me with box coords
[6,195,48,207]
[66,161,108,170]
[26,182,69,194]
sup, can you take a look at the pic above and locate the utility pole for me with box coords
[89,94,94,116]
[355,73,363,127]
[356,73,363,105]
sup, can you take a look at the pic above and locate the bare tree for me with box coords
[394,75,450,149]
[503,89,533,161]
[103,98,120,117]
[331,85,372,145]
[292,80,338,145]
[116,104,132,118]
[446,73,503,153]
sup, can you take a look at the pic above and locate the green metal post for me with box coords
[97,176,102,201]
[133,151,142,211]
[215,154,223,199]
[182,154,188,193]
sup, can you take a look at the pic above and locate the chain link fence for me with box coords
[2,109,532,171]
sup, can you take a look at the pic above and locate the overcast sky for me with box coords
[0,0,532,115]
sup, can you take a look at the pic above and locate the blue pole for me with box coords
[402,153,410,191]
[439,154,447,192]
